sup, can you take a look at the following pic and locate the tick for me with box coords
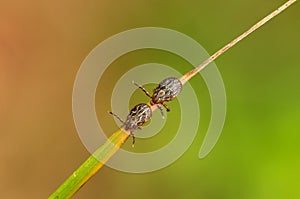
[133,77,182,117]
[109,103,152,145]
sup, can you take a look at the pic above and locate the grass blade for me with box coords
[49,129,129,199]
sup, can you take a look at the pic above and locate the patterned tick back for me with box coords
[151,77,182,105]
[109,103,152,145]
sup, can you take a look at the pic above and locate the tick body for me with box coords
[152,77,182,106]
[133,77,182,114]
[109,103,152,145]
[123,103,152,132]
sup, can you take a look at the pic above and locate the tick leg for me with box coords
[132,81,152,98]
[108,111,125,123]
[130,131,135,147]
[157,105,165,119]
[162,103,170,112]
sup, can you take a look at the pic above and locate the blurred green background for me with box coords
[0,0,299,198]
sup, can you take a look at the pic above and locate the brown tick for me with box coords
[133,77,182,117]
[109,103,152,145]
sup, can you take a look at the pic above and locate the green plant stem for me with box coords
[49,130,129,199]
[49,105,158,199]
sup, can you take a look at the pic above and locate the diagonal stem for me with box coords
[179,0,297,85]
[49,1,297,198]
[49,130,129,199]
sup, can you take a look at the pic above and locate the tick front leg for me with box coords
[108,111,125,123]
[157,105,165,119]
[162,103,170,112]
[132,81,152,98]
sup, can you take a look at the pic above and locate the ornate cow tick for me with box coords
[109,103,152,145]
[133,77,182,117]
